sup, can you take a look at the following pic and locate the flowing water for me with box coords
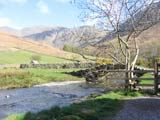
[0,81,104,119]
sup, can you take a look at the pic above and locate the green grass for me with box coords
[3,114,25,120]
[3,91,145,120]
[140,73,154,84]
[0,51,72,64]
[0,68,84,89]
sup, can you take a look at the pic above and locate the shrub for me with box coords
[96,57,112,65]
[136,58,149,67]
[30,55,41,61]
[155,57,160,62]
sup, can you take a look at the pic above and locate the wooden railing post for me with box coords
[125,63,129,90]
[154,60,158,94]
[125,70,129,90]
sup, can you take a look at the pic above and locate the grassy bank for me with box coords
[0,68,84,89]
[3,91,145,120]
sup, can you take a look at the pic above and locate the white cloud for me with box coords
[37,0,50,14]
[0,17,12,26]
[0,17,20,28]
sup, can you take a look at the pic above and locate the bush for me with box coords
[63,44,79,53]
[155,57,160,62]
[30,55,41,61]
[96,57,112,65]
[136,58,149,67]
[63,44,91,55]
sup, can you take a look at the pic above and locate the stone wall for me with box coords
[20,62,95,69]
[81,64,126,89]
[106,72,126,89]
[0,64,20,69]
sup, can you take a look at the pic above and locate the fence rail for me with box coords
[103,61,160,94]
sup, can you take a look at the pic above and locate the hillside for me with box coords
[0,51,72,64]
[0,26,106,49]
[0,32,85,62]
[136,22,160,58]
[93,1,160,60]
[97,1,160,44]
[100,22,160,62]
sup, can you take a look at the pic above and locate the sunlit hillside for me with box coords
[0,32,85,62]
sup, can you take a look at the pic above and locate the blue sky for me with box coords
[0,0,89,29]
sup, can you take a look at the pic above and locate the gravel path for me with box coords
[0,81,104,119]
[114,97,160,120]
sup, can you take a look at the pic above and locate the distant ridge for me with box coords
[0,26,107,49]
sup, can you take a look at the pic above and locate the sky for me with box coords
[0,0,88,29]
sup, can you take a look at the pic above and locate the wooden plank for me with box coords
[107,77,154,80]
[104,70,154,73]
[154,62,159,94]
[124,84,154,87]
[137,84,154,87]
[131,78,155,80]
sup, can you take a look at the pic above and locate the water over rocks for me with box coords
[0,81,104,119]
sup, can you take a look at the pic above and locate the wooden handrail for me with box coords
[136,84,154,87]
[104,70,154,73]
[107,77,154,80]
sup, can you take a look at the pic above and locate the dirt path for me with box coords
[114,97,160,120]
[0,81,104,119]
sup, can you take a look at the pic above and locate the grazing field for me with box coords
[3,91,145,120]
[140,73,154,84]
[0,68,84,89]
[0,51,73,64]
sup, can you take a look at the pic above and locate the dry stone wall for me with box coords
[82,64,126,89]
[20,62,95,69]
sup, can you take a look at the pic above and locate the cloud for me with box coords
[0,17,20,28]
[0,18,12,26]
[37,0,50,14]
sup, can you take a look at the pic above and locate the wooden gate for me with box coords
[104,61,160,94]
[154,61,160,94]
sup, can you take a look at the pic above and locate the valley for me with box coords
[0,1,160,120]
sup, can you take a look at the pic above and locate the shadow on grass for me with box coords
[23,97,122,120]
[5,96,160,120]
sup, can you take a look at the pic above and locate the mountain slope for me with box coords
[98,1,160,43]
[0,32,85,61]
[100,22,160,61]
[0,26,106,49]
[24,26,106,49]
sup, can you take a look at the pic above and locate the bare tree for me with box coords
[73,0,160,86]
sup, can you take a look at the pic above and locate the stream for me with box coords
[0,81,104,119]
